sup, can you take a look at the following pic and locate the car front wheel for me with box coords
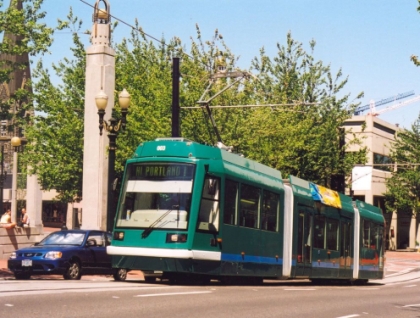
[14,272,31,280]
[113,268,127,281]
[64,260,81,280]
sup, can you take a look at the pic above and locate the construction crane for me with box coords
[369,94,420,116]
[354,91,414,115]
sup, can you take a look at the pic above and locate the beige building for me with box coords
[344,115,420,250]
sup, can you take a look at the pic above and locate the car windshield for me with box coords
[38,232,86,246]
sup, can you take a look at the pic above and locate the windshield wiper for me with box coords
[142,207,178,239]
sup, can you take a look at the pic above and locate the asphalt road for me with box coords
[0,251,419,317]
[1,276,420,318]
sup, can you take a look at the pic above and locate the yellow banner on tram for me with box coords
[309,182,342,209]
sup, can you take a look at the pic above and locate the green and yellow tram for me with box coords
[107,138,384,284]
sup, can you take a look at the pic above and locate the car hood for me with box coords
[15,245,82,253]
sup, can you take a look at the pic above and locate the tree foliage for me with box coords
[21,11,367,201]
[385,114,420,215]
[20,9,84,203]
[219,32,366,187]
[0,0,53,120]
[0,0,53,81]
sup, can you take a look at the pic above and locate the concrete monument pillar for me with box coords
[26,173,43,231]
[81,0,114,230]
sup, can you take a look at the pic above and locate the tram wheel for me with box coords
[310,279,326,285]
[14,272,31,280]
[352,279,368,285]
[250,277,263,285]
[144,276,157,283]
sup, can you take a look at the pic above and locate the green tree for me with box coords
[240,33,367,188]
[20,9,84,203]
[0,0,53,120]
[385,114,420,215]
[114,25,251,173]
[411,0,420,66]
[21,14,367,200]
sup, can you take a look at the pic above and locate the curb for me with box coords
[0,268,12,277]
[0,267,144,280]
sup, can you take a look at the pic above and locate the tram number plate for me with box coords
[22,259,32,267]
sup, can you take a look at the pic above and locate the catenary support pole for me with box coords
[172,57,180,137]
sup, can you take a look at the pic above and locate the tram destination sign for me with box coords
[130,163,195,180]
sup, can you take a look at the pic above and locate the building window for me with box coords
[0,120,7,136]
[353,195,365,202]
[373,196,385,212]
[373,153,392,172]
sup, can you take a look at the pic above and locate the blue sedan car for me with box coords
[8,229,127,281]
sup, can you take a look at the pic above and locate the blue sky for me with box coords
[38,0,420,129]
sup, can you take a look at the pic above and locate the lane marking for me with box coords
[336,315,359,318]
[386,269,413,277]
[134,291,212,297]
[355,288,379,290]
[403,285,416,288]
[284,288,316,291]
[402,303,420,308]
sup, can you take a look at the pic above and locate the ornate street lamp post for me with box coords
[0,145,7,216]
[96,89,130,231]
[10,136,21,223]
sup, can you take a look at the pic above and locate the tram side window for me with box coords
[313,215,325,248]
[375,225,384,252]
[224,180,238,225]
[326,218,339,250]
[197,175,220,232]
[261,191,279,232]
[363,220,371,248]
[370,224,380,250]
[240,184,260,229]
[375,225,384,265]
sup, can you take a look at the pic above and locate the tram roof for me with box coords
[285,175,383,220]
[132,138,282,180]
[355,200,384,224]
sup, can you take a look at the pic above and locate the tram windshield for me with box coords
[115,163,195,230]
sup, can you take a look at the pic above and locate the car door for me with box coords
[85,231,108,270]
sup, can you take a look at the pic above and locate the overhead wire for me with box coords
[79,0,213,70]
[79,0,315,110]
[79,0,325,148]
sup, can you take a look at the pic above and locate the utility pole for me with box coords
[172,57,180,138]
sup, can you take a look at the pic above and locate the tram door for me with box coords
[296,206,313,277]
[340,220,352,272]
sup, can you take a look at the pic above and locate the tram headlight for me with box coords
[166,233,187,243]
[113,231,124,240]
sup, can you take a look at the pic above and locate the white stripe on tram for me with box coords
[107,245,221,261]
[353,204,360,279]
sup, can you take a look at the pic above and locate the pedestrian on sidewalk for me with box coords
[18,208,30,228]
[0,209,16,229]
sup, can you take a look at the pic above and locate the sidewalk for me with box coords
[0,257,144,280]
[1,250,418,280]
